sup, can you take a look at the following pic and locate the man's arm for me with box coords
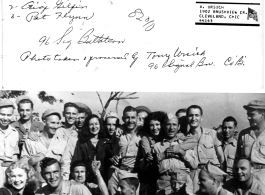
[91,157,109,195]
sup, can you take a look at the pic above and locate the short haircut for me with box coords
[235,156,253,167]
[105,117,120,127]
[64,102,79,111]
[18,99,34,109]
[123,106,137,116]
[40,157,61,172]
[222,116,237,127]
[120,177,139,192]
[186,105,203,116]
[5,160,35,183]
[70,160,87,172]
[175,108,187,116]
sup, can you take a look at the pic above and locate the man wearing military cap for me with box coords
[153,113,197,195]
[11,95,44,154]
[118,172,140,195]
[21,109,68,185]
[236,100,265,186]
[197,161,233,195]
[135,106,151,127]
[0,99,20,187]
[74,102,92,130]
[224,157,265,195]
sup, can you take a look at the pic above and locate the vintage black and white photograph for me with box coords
[0,91,264,195]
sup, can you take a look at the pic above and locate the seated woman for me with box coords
[139,111,167,195]
[0,160,37,195]
[72,114,110,184]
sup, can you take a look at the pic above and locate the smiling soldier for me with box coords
[108,106,143,195]
[21,109,67,185]
[35,157,92,195]
[0,99,19,187]
[224,157,265,195]
[186,105,224,193]
[236,100,265,186]
[56,102,79,143]
[153,113,197,195]
[221,116,238,181]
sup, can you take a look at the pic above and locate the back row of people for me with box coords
[0,95,265,195]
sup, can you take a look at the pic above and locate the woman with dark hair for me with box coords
[0,160,37,195]
[72,114,110,185]
[139,111,167,195]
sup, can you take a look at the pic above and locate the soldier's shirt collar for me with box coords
[223,137,236,147]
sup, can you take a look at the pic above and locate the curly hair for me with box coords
[79,114,105,141]
[5,160,35,184]
[144,111,167,137]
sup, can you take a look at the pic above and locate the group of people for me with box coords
[0,94,265,195]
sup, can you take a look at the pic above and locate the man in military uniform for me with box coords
[118,172,140,195]
[108,106,143,195]
[197,162,233,195]
[224,157,265,195]
[186,105,224,193]
[74,102,92,131]
[153,113,197,195]
[61,102,92,180]
[21,109,68,185]
[221,116,238,181]
[56,102,79,143]
[35,157,92,195]
[11,95,44,153]
[236,100,265,186]
[0,99,20,187]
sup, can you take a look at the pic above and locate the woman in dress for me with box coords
[0,160,37,195]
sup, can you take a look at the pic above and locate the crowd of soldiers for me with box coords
[0,95,265,195]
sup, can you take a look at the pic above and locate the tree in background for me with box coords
[96,92,138,120]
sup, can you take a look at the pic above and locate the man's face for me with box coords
[170,176,186,192]
[75,112,87,128]
[42,163,62,189]
[119,180,136,195]
[198,170,215,194]
[187,108,202,129]
[247,109,264,128]
[72,166,86,184]
[63,107,78,125]
[137,111,148,127]
[123,111,137,131]
[234,159,252,182]
[0,107,14,129]
[165,118,178,138]
[222,121,236,139]
[18,103,33,121]
[149,120,161,136]
[106,117,117,136]
[45,115,60,135]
